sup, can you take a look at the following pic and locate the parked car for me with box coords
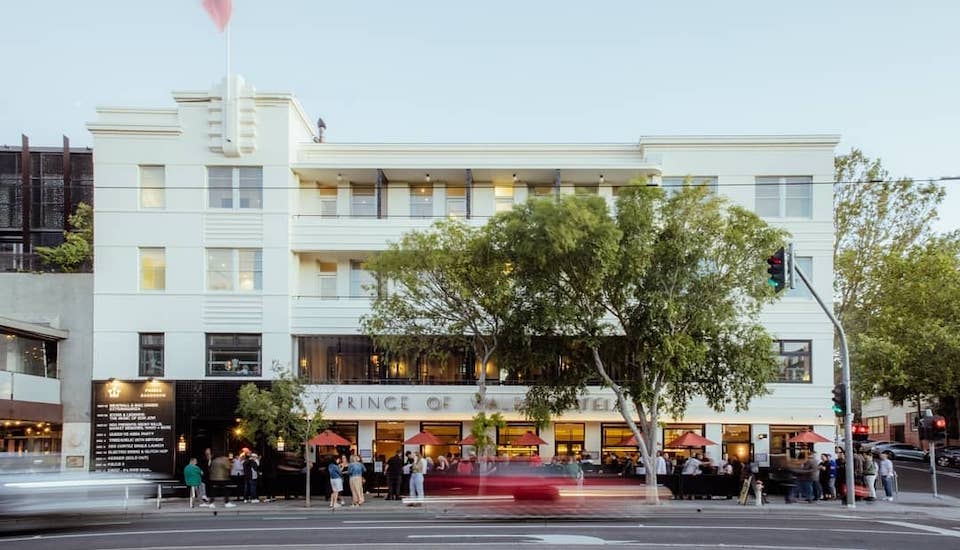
[932,446,960,468]
[872,442,926,461]
[860,440,893,452]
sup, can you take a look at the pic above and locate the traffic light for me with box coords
[919,417,930,441]
[831,383,847,416]
[932,415,947,441]
[766,247,786,293]
[853,424,869,442]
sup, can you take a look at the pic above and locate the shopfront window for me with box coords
[600,424,636,459]
[326,421,358,456]
[298,336,373,383]
[663,424,705,459]
[721,424,752,463]
[0,421,61,455]
[496,423,538,457]
[205,333,261,376]
[0,331,58,378]
[375,421,405,459]
[420,423,461,460]
[769,424,813,464]
[554,423,585,457]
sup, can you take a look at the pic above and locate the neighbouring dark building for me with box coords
[0,136,93,271]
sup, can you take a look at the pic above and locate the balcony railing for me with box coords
[0,252,92,273]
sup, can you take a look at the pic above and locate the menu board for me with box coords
[92,380,175,474]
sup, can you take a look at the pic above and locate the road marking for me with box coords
[261,516,307,520]
[879,520,960,538]
[410,533,611,544]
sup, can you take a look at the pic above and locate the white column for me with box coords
[584,421,602,457]
[337,181,350,217]
[539,423,555,460]
[404,421,420,454]
[704,423,723,463]
[434,183,447,218]
[358,421,375,461]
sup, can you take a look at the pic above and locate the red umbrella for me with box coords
[787,431,832,444]
[617,435,639,447]
[308,430,351,447]
[405,430,443,445]
[665,431,717,448]
[459,434,476,445]
[512,431,548,446]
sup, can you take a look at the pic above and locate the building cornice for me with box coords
[639,134,842,148]
[87,108,181,137]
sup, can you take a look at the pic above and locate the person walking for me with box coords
[198,447,213,504]
[243,453,260,503]
[209,453,236,508]
[184,458,203,508]
[878,452,896,501]
[863,452,878,502]
[402,451,413,497]
[348,455,365,507]
[385,449,403,500]
[408,451,426,504]
[328,455,344,508]
[231,451,246,502]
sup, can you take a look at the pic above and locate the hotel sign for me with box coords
[332,393,616,414]
[92,380,175,474]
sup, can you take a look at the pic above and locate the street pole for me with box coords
[794,263,856,508]
[305,416,312,509]
[929,442,940,499]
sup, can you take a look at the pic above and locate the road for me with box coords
[3,508,960,549]
[891,458,960,497]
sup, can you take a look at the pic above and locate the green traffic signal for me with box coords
[831,383,847,416]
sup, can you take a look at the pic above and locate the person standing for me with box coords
[184,458,203,508]
[385,449,403,500]
[878,452,896,501]
[655,451,668,476]
[348,455,365,506]
[209,453,236,508]
[328,455,343,508]
[863,452,878,502]
[408,451,426,504]
[243,453,260,503]
[231,451,246,501]
[402,451,413,497]
[198,447,213,504]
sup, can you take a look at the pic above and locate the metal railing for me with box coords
[0,252,92,273]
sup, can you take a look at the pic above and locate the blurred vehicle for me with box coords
[0,470,157,516]
[859,440,893,452]
[931,445,960,468]
[871,443,926,461]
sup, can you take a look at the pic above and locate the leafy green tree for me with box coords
[854,237,960,404]
[35,202,93,272]
[235,362,325,453]
[490,184,784,502]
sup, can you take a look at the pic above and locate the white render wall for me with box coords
[89,78,839,460]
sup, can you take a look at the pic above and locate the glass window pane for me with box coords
[140,248,165,290]
[494,185,513,199]
[140,166,165,208]
[208,167,233,208]
[139,333,164,377]
[238,249,262,291]
[206,249,234,291]
[206,333,261,376]
[350,260,376,297]
[410,185,433,218]
[351,186,376,217]
[574,185,598,196]
[785,177,812,218]
[238,167,263,209]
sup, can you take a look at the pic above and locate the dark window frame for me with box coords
[205,333,262,377]
[138,333,164,377]
[772,340,812,383]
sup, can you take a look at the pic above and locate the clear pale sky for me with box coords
[2,1,958,231]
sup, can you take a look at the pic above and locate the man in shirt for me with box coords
[385,449,404,500]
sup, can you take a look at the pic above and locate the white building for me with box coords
[88,76,839,474]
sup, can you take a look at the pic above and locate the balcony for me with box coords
[290,215,473,252]
[291,296,372,335]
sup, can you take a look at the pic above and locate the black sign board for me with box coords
[92,380,175,474]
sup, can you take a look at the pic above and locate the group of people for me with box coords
[784,448,895,503]
[326,454,367,508]
[183,448,270,508]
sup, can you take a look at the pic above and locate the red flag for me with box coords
[203,0,233,32]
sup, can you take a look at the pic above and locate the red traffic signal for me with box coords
[766,247,787,293]
[852,424,869,441]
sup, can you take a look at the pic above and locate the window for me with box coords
[866,416,886,435]
[785,256,812,298]
[663,424,705,459]
[139,333,164,377]
[140,247,165,291]
[528,185,553,198]
[316,261,337,298]
[140,166,165,208]
[206,333,261,376]
[554,423,585,457]
[349,260,376,297]
[601,424,636,457]
[662,176,718,197]
[206,249,262,291]
[721,424,752,463]
[207,166,262,209]
[755,176,812,218]
[351,185,376,217]
[446,186,466,218]
[419,422,461,458]
[0,331,58,378]
[773,340,811,383]
[410,184,433,218]
[494,185,514,213]
[496,423,538,457]
[318,186,337,217]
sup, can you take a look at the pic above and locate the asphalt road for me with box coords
[3,509,960,549]
[890,458,960,497]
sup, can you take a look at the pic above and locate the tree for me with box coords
[490,184,785,503]
[235,362,325,453]
[35,202,93,272]
[854,237,960,404]
[361,219,515,410]
[834,149,943,327]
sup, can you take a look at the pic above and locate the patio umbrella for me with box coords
[617,435,639,447]
[512,431,548,446]
[307,430,351,447]
[665,431,717,448]
[787,431,832,444]
[404,430,443,445]
[459,434,476,446]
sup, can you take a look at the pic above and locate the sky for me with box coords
[2,1,958,231]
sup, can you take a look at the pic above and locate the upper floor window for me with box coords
[139,165,165,208]
[140,247,166,291]
[0,330,58,378]
[755,176,812,218]
[410,184,433,218]
[208,166,262,209]
[785,256,813,298]
[494,185,514,213]
[662,176,718,197]
[446,186,467,218]
[139,333,164,377]
[206,248,262,291]
[351,185,376,217]
[206,333,261,376]
[318,186,337,217]
[316,261,337,298]
[350,260,377,297]
[772,340,811,383]
[529,185,554,199]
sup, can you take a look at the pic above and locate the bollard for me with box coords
[157,483,162,509]
[754,481,763,507]
[124,485,129,512]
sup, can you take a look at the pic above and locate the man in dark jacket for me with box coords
[243,453,260,503]
[385,449,404,500]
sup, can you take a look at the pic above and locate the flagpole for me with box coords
[225,20,231,92]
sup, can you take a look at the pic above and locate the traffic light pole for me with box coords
[794,264,856,508]
[929,443,939,498]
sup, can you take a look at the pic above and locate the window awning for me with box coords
[0,317,69,341]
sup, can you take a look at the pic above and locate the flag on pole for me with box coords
[202,0,233,32]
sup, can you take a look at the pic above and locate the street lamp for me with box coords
[276,436,285,452]
[177,435,187,453]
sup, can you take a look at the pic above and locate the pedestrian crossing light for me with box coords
[831,383,847,416]
[933,415,948,441]
[766,247,787,293]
